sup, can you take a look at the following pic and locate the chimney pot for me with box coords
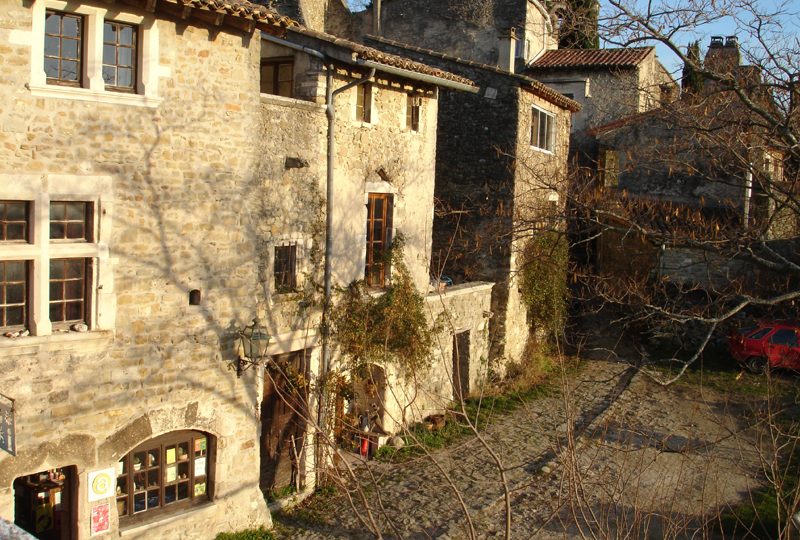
[710,36,724,47]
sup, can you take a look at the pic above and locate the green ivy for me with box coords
[215,526,275,540]
[331,235,433,378]
[519,232,569,336]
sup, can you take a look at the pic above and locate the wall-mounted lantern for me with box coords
[236,317,271,377]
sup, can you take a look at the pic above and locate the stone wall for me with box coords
[376,282,494,434]
[351,0,549,69]
[0,2,313,537]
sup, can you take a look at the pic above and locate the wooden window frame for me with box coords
[406,94,420,132]
[102,20,138,93]
[531,106,555,152]
[356,83,372,123]
[0,260,29,331]
[260,57,294,97]
[48,257,91,327]
[116,430,214,527]
[49,201,93,242]
[0,201,29,243]
[365,193,393,288]
[274,243,298,294]
[44,10,84,87]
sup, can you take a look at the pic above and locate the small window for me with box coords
[770,329,798,347]
[49,258,89,325]
[0,201,28,242]
[406,95,420,132]
[102,21,138,92]
[260,59,293,97]
[356,83,372,123]
[531,107,554,151]
[116,431,212,522]
[44,10,83,86]
[600,149,619,188]
[1,261,27,330]
[50,201,91,241]
[365,193,393,288]
[274,244,297,293]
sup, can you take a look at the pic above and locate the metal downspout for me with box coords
[317,67,375,473]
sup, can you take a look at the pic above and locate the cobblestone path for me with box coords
[275,360,638,539]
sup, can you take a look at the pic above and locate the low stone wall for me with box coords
[377,282,494,434]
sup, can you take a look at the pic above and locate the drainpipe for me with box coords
[373,0,382,36]
[319,66,375,431]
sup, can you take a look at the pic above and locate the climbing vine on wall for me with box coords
[331,235,433,378]
[520,232,569,336]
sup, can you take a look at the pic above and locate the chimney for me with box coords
[373,0,382,36]
[704,34,740,76]
[498,28,518,73]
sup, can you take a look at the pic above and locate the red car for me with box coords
[729,322,800,373]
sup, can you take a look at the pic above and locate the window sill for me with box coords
[119,501,215,537]
[27,84,162,108]
[529,145,554,155]
[0,329,112,357]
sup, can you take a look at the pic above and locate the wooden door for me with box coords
[260,350,309,495]
[452,331,470,402]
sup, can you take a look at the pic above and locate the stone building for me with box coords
[525,46,677,162]
[0,0,493,538]
[364,35,579,365]
[588,36,790,286]
[259,24,496,445]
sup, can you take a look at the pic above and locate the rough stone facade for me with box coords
[349,0,557,70]
[0,1,279,538]
[0,2,495,536]
[362,38,576,367]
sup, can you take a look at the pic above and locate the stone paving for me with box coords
[275,360,637,539]
[275,359,761,539]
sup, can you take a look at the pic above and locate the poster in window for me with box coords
[166,447,176,464]
[166,464,177,483]
[88,467,116,502]
[194,482,206,496]
[195,437,206,454]
[194,457,206,477]
[91,503,110,536]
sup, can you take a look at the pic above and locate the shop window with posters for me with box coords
[116,430,214,525]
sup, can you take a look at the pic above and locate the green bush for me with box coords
[215,526,275,540]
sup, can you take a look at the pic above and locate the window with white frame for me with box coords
[0,193,108,336]
[531,106,555,152]
[29,0,160,106]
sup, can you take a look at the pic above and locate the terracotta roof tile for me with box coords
[529,47,654,69]
[364,35,581,112]
[166,0,297,27]
[290,28,476,87]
